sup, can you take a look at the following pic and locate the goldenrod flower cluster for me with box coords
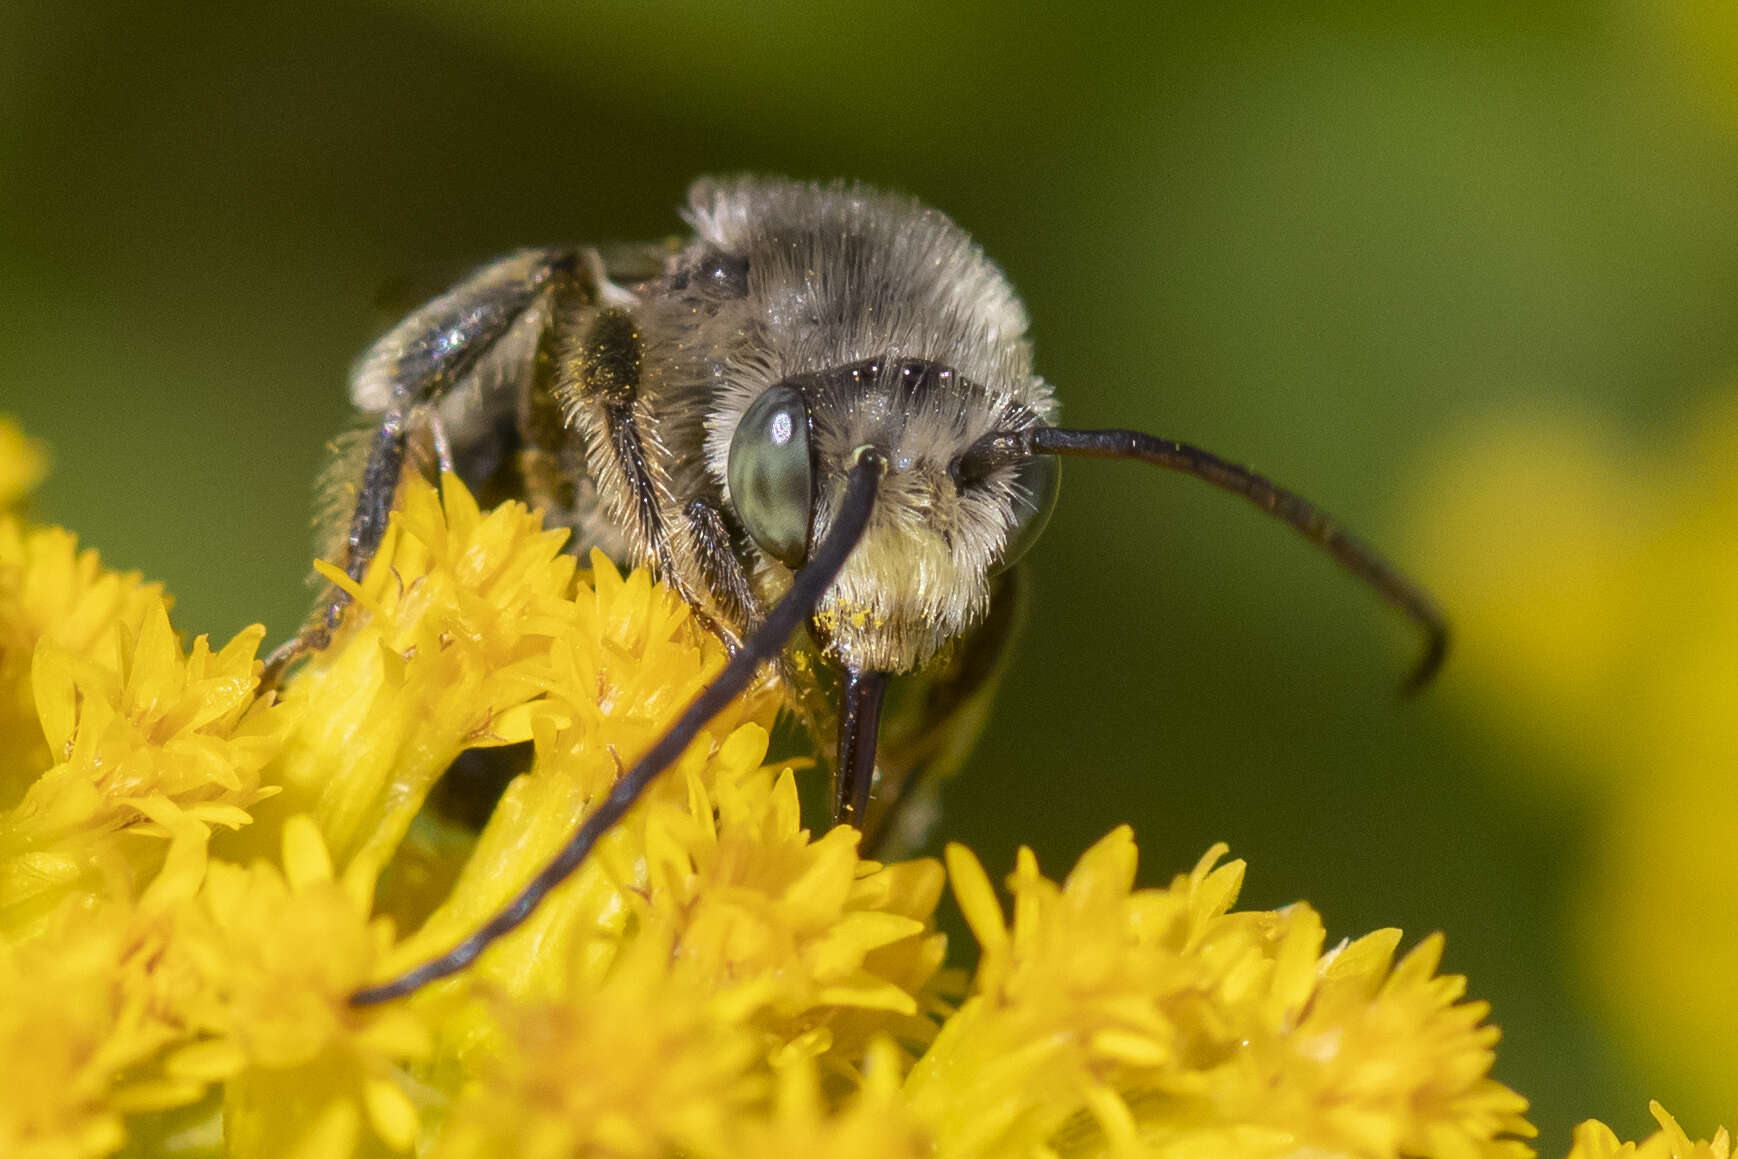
[0,414,1714,1158]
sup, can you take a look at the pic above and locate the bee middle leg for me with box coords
[552,303,759,643]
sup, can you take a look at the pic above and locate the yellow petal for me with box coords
[166,1038,249,1081]
[946,843,1006,954]
[283,813,335,890]
[363,1075,421,1151]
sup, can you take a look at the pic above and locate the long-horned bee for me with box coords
[277,177,1445,1003]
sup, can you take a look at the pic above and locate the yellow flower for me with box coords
[0,900,177,1159]
[0,591,286,935]
[1567,1103,1732,1159]
[430,928,766,1159]
[255,476,581,875]
[161,815,431,1159]
[730,1039,929,1158]
[0,818,209,1159]
[0,519,169,800]
[632,765,946,1063]
[4,430,1707,1159]
[909,832,1532,1159]
[370,547,785,1005]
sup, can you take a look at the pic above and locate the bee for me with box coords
[278,177,1445,1004]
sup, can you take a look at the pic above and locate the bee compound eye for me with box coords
[727,384,815,567]
[994,454,1060,573]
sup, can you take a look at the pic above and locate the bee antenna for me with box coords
[349,449,888,1005]
[963,425,1447,694]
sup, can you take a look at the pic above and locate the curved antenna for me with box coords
[960,425,1447,693]
[350,449,888,1004]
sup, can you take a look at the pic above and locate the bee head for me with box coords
[685,177,1063,674]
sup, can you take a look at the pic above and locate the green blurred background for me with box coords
[6,1,1737,1146]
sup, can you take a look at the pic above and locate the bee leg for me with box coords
[860,566,1027,857]
[682,497,759,653]
[428,408,457,475]
[262,409,414,687]
[834,669,889,832]
[554,306,700,603]
[264,248,584,688]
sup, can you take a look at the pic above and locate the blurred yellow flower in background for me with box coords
[0,412,1718,1158]
[1408,395,1738,1123]
[0,421,47,512]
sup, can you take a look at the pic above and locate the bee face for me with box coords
[732,356,1055,672]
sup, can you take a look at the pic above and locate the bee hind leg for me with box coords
[263,248,585,689]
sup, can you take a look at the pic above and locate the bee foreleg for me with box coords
[682,497,759,651]
[428,407,457,476]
